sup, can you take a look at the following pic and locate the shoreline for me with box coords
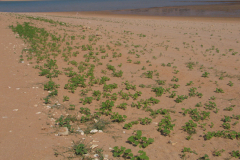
[32,2,240,23]
[21,2,240,20]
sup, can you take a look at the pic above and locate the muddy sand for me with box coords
[0,7,240,160]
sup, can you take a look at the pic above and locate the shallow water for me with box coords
[0,0,229,12]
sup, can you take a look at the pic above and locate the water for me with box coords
[0,0,230,12]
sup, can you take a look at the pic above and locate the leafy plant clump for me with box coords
[127,130,154,148]
[158,115,175,136]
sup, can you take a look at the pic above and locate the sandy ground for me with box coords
[0,9,240,160]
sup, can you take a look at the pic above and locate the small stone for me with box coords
[94,119,98,123]
[96,31,102,36]
[98,130,103,133]
[58,127,69,136]
[36,112,41,114]
[90,144,98,149]
[13,109,18,111]
[16,88,20,90]
[77,129,84,135]
[123,131,125,134]
[92,140,99,143]
[168,140,177,146]
[94,154,99,157]
[2,116,8,118]
[90,129,98,133]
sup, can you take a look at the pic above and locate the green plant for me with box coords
[228,81,234,87]
[171,76,179,82]
[210,122,214,128]
[182,108,210,122]
[215,88,224,93]
[199,154,210,160]
[222,122,231,129]
[44,80,59,91]
[74,143,87,155]
[213,149,225,156]
[139,117,152,125]
[139,84,145,88]
[195,102,202,107]
[151,87,166,97]
[182,120,197,135]
[111,112,127,122]
[124,121,139,130]
[172,84,180,89]
[127,130,154,148]
[224,105,234,111]
[186,81,194,86]
[80,97,93,105]
[112,146,133,159]
[69,104,75,110]
[169,91,177,98]
[232,150,240,158]
[134,150,149,160]
[103,83,118,92]
[112,70,123,77]
[117,103,127,110]
[202,72,210,78]
[99,100,114,115]
[205,101,216,110]
[204,130,240,140]
[158,115,175,136]
[144,71,153,79]
[156,80,166,85]
[124,81,136,90]
[188,87,202,98]
[63,96,69,102]
[175,95,188,103]
[43,96,51,104]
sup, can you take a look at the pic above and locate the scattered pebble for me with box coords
[58,127,69,136]
[168,140,177,146]
[36,112,41,114]
[13,109,18,111]
[90,144,98,149]
[2,116,8,118]
[76,129,84,135]
[94,154,99,157]
[90,129,98,133]
[16,88,20,90]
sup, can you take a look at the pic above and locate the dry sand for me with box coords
[0,9,240,160]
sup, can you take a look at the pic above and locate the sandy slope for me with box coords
[0,11,240,160]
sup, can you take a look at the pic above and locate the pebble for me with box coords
[90,144,98,149]
[90,129,98,133]
[13,109,18,111]
[168,140,177,146]
[36,112,41,114]
[58,127,69,136]
[76,129,84,135]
